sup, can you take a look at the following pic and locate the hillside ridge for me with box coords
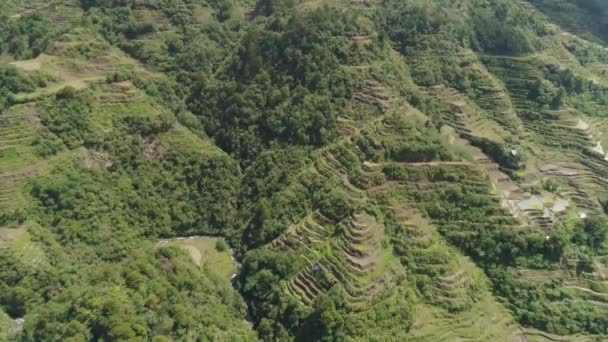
[2,0,608,340]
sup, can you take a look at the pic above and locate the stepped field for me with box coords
[2,0,608,340]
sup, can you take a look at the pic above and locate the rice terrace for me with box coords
[2,0,608,341]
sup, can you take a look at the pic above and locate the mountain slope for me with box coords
[2,0,608,341]
[0,9,254,340]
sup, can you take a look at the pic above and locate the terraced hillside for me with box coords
[381,0,608,338]
[0,104,44,211]
[528,0,608,44]
[237,0,608,340]
[3,0,608,340]
[242,54,532,339]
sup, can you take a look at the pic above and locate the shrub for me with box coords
[56,86,77,100]
[215,238,228,252]
[108,69,133,83]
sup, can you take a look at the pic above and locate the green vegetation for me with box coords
[2,0,608,341]
[165,236,236,278]
[0,13,56,59]
[188,4,363,162]
[530,0,608,44]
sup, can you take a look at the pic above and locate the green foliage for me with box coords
[55,85,77,100]
[4,0,608,340]
[85,0,234,75]
[39,91,93,149]
[469,137,525,172]
[530,0,608,44]
[297,289,348,341]
[30,145,240,244]
[239,148,311,248]
[0,66,37,109]
[20,247,255,341]
[380,0,546,87]
[0,248,32,318]
[0,13,55,59]
[490,266,608,335]
[355,114,452,163]
[573,215,608,253]
[381,0,544,56]
[206,0,237,22]
[472,0,546,55]
[255,0,299,17]
[215,238,228,252]
[0,309,11,341]
[188,5,360,161]
[6,82,248,339]
[238,249,304,338]
[107,69,132,83]
[423,184,554,266]
[564,37,608,65]
[314,188,354,222]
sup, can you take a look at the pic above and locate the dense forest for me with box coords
[2,0,608,341]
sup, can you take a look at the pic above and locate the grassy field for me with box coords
[161,237,236,279]
[0,225,44,267]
